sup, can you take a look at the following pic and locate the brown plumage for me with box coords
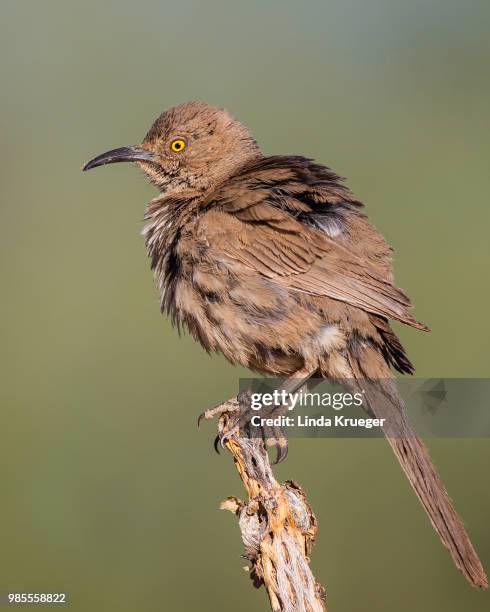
[83,101,487,588]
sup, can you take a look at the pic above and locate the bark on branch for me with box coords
[207,396,326,612]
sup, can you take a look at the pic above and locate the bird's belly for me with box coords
[170,271,353,376]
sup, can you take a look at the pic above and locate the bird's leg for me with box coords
[259,370,316,462]
[201,368,315,464]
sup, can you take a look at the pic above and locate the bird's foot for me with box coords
[220,390,289,464]
[197,397,239,428]
[198,390,289,463]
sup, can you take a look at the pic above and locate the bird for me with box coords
[83,101,487,589]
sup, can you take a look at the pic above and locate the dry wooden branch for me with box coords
[204,396,326,612]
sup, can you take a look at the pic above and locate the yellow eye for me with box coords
[170,138,186,153]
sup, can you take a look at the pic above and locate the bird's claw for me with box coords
[273,438,289,464]
[217,423,240,449]
[216,419,288,464]
[266,434,289,464]
[197,398,239,428]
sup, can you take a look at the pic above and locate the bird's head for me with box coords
[83,101,261,195]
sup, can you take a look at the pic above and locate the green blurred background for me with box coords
[1,1,489,610]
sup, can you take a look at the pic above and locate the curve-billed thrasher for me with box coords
[83,101,487,588]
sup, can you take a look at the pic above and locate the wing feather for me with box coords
[200,156,429,331]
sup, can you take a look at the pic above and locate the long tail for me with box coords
[345,346,488,588]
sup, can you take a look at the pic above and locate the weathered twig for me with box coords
[204,396,326,612]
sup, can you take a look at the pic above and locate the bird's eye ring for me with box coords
[170,139,186,153]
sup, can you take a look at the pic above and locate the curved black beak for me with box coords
[83,146,156,171]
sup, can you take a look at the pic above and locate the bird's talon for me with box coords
[273,442,289,465]
[197,399,240,429]
[267,436,289,464]
[217,423,241,450]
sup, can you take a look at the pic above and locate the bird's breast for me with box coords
[158,242,339,374]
